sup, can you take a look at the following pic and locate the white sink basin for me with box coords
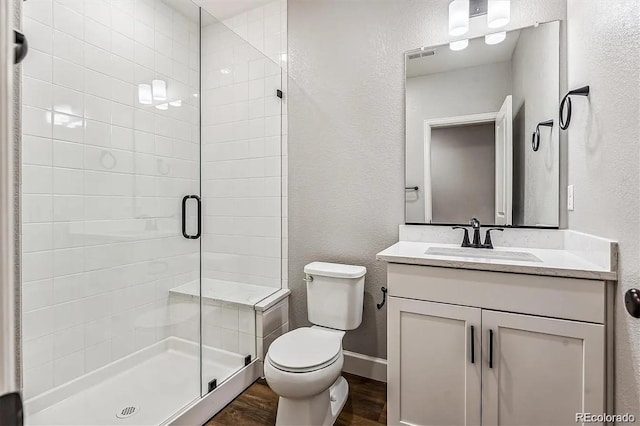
[425,247,542,263]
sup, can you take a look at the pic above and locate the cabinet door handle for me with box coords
[470,325,475,364]
[489,329,494,369]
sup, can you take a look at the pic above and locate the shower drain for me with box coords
[116,406,139,419]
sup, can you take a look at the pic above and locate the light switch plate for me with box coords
[567,185,574,211]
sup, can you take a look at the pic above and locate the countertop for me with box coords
[376,241,617,280]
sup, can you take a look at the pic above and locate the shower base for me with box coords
[25,338,246,426]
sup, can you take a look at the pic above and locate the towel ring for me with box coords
[532,120,554,152]
[559,85,590,130]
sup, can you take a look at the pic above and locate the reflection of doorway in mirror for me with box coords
[423,96,513,225]
[494,95,513,226]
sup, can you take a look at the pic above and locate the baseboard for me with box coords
[342,350,387,383]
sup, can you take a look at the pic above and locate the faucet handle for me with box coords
[483,228,504,249]
[452,226,471,248]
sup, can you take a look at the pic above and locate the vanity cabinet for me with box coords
[481,310,603,426]
[388,298,481,425]
[386,263,612,426]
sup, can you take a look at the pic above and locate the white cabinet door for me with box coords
[481,310,604,426]
[388,297,481,425]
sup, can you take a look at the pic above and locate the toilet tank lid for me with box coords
[304,262,366,279]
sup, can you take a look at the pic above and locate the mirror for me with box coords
[405,21,560,227]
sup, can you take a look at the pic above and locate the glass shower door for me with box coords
[20,0,203,424]
[198,7,283,395]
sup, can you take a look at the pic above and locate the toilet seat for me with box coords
[268,327,342,373]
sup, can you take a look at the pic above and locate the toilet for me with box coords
[264,262,366,426]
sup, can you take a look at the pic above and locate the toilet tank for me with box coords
[304,262,366,330]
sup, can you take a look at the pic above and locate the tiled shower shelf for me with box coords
[170,279,289,308]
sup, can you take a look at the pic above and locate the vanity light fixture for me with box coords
[485,31,506,45]
[448,0,511,45]
[450,39,469,51]
[448,0,469,36]
[138,84,153,105]
[487,0,510,28]
[152,79,167,101]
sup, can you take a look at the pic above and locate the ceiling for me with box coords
[406,30,521,78]
[162,0,274,25]
[161,0,200,23]
[194,0,275,21]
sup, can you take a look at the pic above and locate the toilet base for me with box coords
[275,376,349,426]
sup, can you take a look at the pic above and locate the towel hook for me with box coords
[559,85,590,130]
[532,119,554,152]
[376,287,388,310]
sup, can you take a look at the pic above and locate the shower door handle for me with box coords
[14,30,28,64]
[181,195,201,239]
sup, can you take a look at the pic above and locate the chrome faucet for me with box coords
[452,217,504,249]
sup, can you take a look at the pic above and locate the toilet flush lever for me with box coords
[303,274,313,283]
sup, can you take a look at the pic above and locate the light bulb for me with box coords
[488,0,510,28]
[448,0,469,36]
[485,31,506,45]
[449,39,469,51]
[138,84,152,105]
[152,79,167,101]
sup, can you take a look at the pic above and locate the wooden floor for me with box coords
[207,373,387,425]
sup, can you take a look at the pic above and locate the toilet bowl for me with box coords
[264,327,347,425]
[264,262,366,425]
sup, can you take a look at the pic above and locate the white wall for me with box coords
[430,123,495,224]
[405,61,512,222]
[288,0,566,360]
[200,17,283,288]
[566,0,640,414]
[219,0,288,71]
[511,21,560,226]
[199,0,289,289]
[20,0,200,399]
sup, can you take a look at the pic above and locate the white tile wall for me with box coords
[200,0,288,290]
[168,293,257,360]
[21,0,201,400]
[220,0,288,71]
[200,14,284,289]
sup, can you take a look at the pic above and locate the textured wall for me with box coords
[13,0,23,390]
[511,21,560,227]
[566,0,640,415]
[288,0,566,359]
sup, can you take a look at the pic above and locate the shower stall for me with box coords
[12,0,287,423]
